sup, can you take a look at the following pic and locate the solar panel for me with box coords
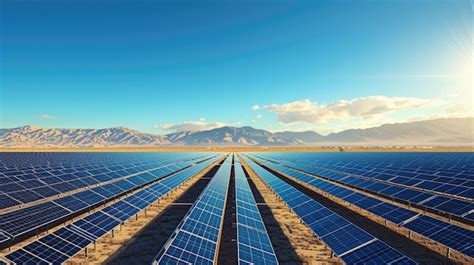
[341,240,415,264]
[249,153,474,259]
[0,155,216,244]
[0,194,21,209]
[242,156,416,264]
[36,234,82,257]
[31,186,61,198]
[255,153,474,222]
[8,189,44,203]
[102,200,141,222]
[0,231,10,244]
[4,249,49,265]
[402,215,474,256]
[4,154,222,265]
[72,190,106,206]
[22,240,69,264]
[234,160,278,265]
[53,227,93,248]
[54,195,90,212]
[0,201,71,238]
[0,153,212,210]
[72,212,120,240]
[153,155,232,264]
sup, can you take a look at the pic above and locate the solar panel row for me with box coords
[250,155,474,259]
[256,155,473,224]
[0,159,168,209]
[0,155,217,247]
[0,153,210,209]
[241,156,417,264]
[281,153,474,200]
[234,159,278,265]
[0,153,208,174]
[153,155,233,265]
[4,155,221,265]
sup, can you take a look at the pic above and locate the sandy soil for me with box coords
[240,157,342,265]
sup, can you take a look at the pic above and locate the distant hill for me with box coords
[275,130,325,143]
[323,118,474,145]
[1,118,472,147]
[0,125,168,147]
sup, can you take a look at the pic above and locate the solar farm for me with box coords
[0,152,472,264]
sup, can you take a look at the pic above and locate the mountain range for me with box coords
[0,118,473,147]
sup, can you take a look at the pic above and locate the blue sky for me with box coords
[1,0,472,135]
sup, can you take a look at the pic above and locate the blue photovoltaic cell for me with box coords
[0,194,22,209]
[320,223,374,255]
[72,219,110,239]
[72,190,106,206]
[54,195,90,212]
[250,153,474,259]
[242,156,416,264]
[53,227,93,248]
[253,152,474,222]
[124,191,154,209]
[342,240,415,264]
[256,158,419,226]
[154,155,232,265]
[31,186,61,198]
[22,240,69,264]
[0,232,10,244]
[4,154,221,265]
[162,231,216,264]
[234,160,278,265]
[36,234,82,257]
[0,201,71,238]
[402,215,474,257]
[0,153,215,244]
[5,249,49,265]
[102,200,141,222]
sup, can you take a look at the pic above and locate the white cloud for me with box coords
[39,114,56,119]
[256,96,443,124]
[252,104,261,110]
[157,120,226,132]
